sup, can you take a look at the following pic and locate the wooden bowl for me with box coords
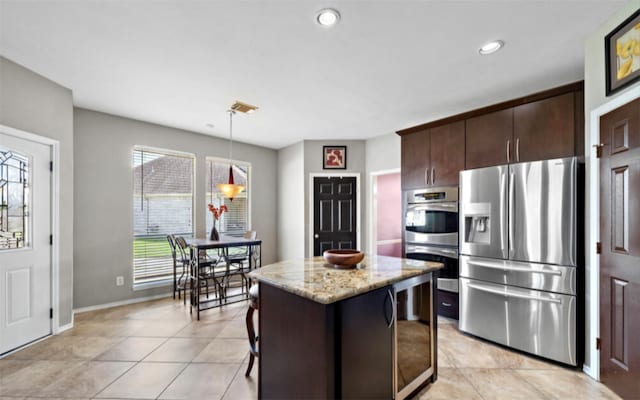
[323,249,364,269]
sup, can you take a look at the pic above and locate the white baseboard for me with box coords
[583,363,598,381]
[55,320,74,334]
[73,292,173,314]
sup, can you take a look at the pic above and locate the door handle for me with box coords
[314,234,319,239]
[441,302,452,307]
[387,289,396,329]
[516,138,520,162]
[431,168,435,185]
[509,171,515,255]
[506,140,511,163]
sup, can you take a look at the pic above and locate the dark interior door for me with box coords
[314,176,357,256]
[599,97,640,399]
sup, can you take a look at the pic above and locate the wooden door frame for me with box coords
[0,124,63,334]
[587,87,639,380]
[308,173,361,258]
[368,168,401,256]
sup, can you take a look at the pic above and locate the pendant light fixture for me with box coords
[216,101,257,200]
[216,109,245,201]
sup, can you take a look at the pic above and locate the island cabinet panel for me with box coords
[465,108,514,169]
[429,121,465,186]
[401,129,430,189]
[259,283,336,399]
[340,286,393,399]
[513,92,575,163]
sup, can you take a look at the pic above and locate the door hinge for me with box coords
[49,161,53,172]
[50,235,53,245]
[594,144,604,158]
[596,242,602,254]
[596,337,601,350]
[50,308,53,319]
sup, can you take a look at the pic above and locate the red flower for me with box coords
[207,203,228,220]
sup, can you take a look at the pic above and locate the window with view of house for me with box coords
[132,148,194,287]
[206,158,250,237]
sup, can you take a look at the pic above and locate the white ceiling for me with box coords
[0,1,628,149]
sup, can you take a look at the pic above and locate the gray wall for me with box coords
[364,133,401,254]
[303,140,366,257]
[583,0,640,375]
[73,108,277,308]
[277,141,305,260]
[0,57,74,327]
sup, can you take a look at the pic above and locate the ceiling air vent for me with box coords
[230,101,259,114]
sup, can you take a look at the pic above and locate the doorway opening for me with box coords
[369,170,401,257]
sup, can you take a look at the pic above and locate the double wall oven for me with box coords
[404,187,459,319]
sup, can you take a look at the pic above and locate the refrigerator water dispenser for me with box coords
[463,203,491,245]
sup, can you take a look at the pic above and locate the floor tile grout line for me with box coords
[219,358,246,400]
[455,367,488,400]
[153,360,190,400]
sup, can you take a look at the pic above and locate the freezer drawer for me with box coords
[459,255,577,295]
[459,277,577,366]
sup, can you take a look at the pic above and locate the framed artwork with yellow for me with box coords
[605,9,640,96]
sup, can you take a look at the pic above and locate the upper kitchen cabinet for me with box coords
[513,92,575,163]
[401,129,430,189]
[466,108,514,169]
[401,122,464,189]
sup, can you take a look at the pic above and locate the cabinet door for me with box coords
[429,121,465,186]
[466,108,513,169]
[514,92,575,163]
[340,286,393,399]
[401,129,430,189]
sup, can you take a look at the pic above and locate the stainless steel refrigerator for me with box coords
[458,157,581,366]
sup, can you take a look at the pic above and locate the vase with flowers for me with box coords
[208,203,228,240]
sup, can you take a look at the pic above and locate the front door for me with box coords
[313,176,357,256]
[0,132,51,355]
[599,97,640,398]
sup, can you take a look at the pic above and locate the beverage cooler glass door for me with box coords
[394,276,434,399]
[459,165,508,259]
[509,157,577,266]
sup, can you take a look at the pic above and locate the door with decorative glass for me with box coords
[0,132,51,355]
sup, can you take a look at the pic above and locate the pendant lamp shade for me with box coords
[216,110,245,201]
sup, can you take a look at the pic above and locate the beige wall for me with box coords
[583,0,640,377]
[73,108,277,308]
[0,57,75,327]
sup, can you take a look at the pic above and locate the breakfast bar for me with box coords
[249,255,443,400]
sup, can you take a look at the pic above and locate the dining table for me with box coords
[185,236,262,320]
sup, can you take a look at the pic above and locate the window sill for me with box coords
[133,279,172,291]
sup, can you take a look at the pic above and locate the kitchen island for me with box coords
[249,255,443,400]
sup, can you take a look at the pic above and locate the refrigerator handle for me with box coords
[499,170,506,254]
[506,140,510,163]
[508,170,515,256]
[516,138,520,162]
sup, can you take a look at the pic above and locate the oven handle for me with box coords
[466,259,562,276]
[406,245,458,259]
[407,203,458,213]
[466,282,562,304]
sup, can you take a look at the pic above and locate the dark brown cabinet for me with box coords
[401,122,465,189]
[466,108,514,169]
[514,92,575,163]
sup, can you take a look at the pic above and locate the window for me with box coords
[132,148,194,287]
[206,158,250,237]
[0,149,29,250]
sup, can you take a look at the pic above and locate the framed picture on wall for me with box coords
[605,9,640,96]
[323,146,347,169]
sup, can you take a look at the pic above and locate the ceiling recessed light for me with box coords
[317,8,340,27]
[479,40,504,55]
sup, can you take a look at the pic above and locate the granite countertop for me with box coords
[248,255,443,304]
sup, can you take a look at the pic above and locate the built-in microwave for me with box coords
[404,187,458,247]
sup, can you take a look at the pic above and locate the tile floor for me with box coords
[0,297,621,400]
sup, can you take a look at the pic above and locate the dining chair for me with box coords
[245,284,259,376]
[167,234,181,299]
[225,230,257,295]
[174,236,220,305]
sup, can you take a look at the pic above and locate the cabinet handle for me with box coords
[431,168,435,185]
[387,289,396,329]
[506,140,511,163]
[516,138,520,162]
[441,302,452,307]
[424,167,429,185]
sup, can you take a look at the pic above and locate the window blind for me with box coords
[206,158,250,237]
[132,148,194,287]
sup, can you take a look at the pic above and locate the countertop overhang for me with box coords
[249,255,443,304]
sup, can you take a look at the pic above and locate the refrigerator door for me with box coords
[509,157,577,266]
[459,277,577,365]
[459,165,508,259]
